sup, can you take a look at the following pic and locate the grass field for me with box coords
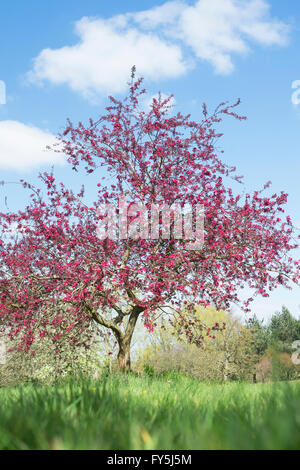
[0,374,300,450]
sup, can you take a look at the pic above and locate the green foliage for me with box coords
[136,307,258,382]
[252,307,300,382]
[0,339,103,387]
[256,349,300,383]
[143,364,155,378]
[0,324,104,387]
[272,351,300,381]
[246,314,270,356]
[269,306,300,351]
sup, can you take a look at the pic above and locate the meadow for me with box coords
[0,374,300,450]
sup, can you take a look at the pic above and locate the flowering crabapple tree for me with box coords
[0,68,299,372]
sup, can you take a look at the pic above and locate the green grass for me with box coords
[1,374,300,449]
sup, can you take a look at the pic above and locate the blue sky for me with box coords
[0,0,300,322]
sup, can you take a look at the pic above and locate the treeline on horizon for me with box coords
[1,304,300,387]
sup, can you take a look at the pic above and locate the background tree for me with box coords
[136,306,258,381]
[246,314,270,357]
[0,331,102,388]
[0,68,299,371]
[172,306,258,381]
[250,307,300,382]
[269,306,300,351]
[0,303,104,387]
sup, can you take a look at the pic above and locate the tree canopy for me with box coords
[0,68,299,370]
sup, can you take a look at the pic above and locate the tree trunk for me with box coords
[117,305,143,373]
[118,340,131,372]
[223,352,230,382]
[88,301,143,373]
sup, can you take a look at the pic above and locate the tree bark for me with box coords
[117,305,143,372]
[223,351,230,382]
[118,341,131,372]
[85,301,143,373]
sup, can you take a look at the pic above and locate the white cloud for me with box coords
[131,0,185,29]
[28,16,187,100]
[132,0,289,75]
[28,0,289,97]
[0,121,64,171]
